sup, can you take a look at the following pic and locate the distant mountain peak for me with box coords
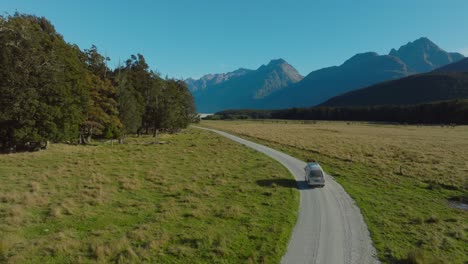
[189,58,303,112]
[267,58,287,66]
[413,37,440,49]
[189,38,464,112]
[389,37,464,72]
[389,37,441,56]
[185,68,252,92]
[413,36,433,44]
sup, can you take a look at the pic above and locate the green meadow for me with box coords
[0,128,298,263]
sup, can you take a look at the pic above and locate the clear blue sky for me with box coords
[2,0,468,79]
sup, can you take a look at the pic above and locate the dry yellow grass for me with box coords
[201,120,468,263]
[202,120,468,189]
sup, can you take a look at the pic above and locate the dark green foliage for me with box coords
[210,109,273,120]
[79,45,122,143]
[113,55,196,139]
[274,100,468,124]
[0,13,196,150]
[0,14,89,150]
[151,80,194,133]
[212,100,468,124]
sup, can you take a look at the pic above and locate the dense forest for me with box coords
[208,99,468,124]
[0,14,196,151]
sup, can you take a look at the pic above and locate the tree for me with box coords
[0,14,89,150]
[0,14,198,150]
[79,46,121,144]
[84,45,110,79]
[112,73,140,142]
[112,55,149,142]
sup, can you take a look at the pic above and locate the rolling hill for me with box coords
[320,72,468,107]
[436,57,468,72]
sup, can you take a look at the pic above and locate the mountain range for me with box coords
[321,57,468,107]
[189,59,303,112]
[187,38,465,113]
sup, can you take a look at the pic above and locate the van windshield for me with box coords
[309,170,323,178]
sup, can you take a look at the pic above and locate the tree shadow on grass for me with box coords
[256,179,296,188]
[256,179,325,190]
[257,179,315,190]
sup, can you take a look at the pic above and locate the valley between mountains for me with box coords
[188,37,465,113]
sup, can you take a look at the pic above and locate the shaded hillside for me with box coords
[321,72,468,107]
[436,57,468,72]
[193,59,303,112]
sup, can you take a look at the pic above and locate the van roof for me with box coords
[306,162,321,169]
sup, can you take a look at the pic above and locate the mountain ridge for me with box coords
[186,68,252,93]
[190,58,303,112]
[388,37,464,73]
[188,38,465,112]
[320,52,468,107]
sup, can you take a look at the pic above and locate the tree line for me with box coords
[0,13,196,151]
[208,100,468,124]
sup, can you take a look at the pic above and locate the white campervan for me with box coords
[304,162,325,187]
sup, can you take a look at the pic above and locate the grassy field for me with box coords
[0,128,298,263]
[201,120,468,264]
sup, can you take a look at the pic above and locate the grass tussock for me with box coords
[202,120,468,263]
[0,240,8,262]
[406,249,444,264]
[0,128,298,263]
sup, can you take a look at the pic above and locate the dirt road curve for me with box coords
[194,126,379,264]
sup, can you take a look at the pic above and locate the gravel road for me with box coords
[194,126,379,264]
